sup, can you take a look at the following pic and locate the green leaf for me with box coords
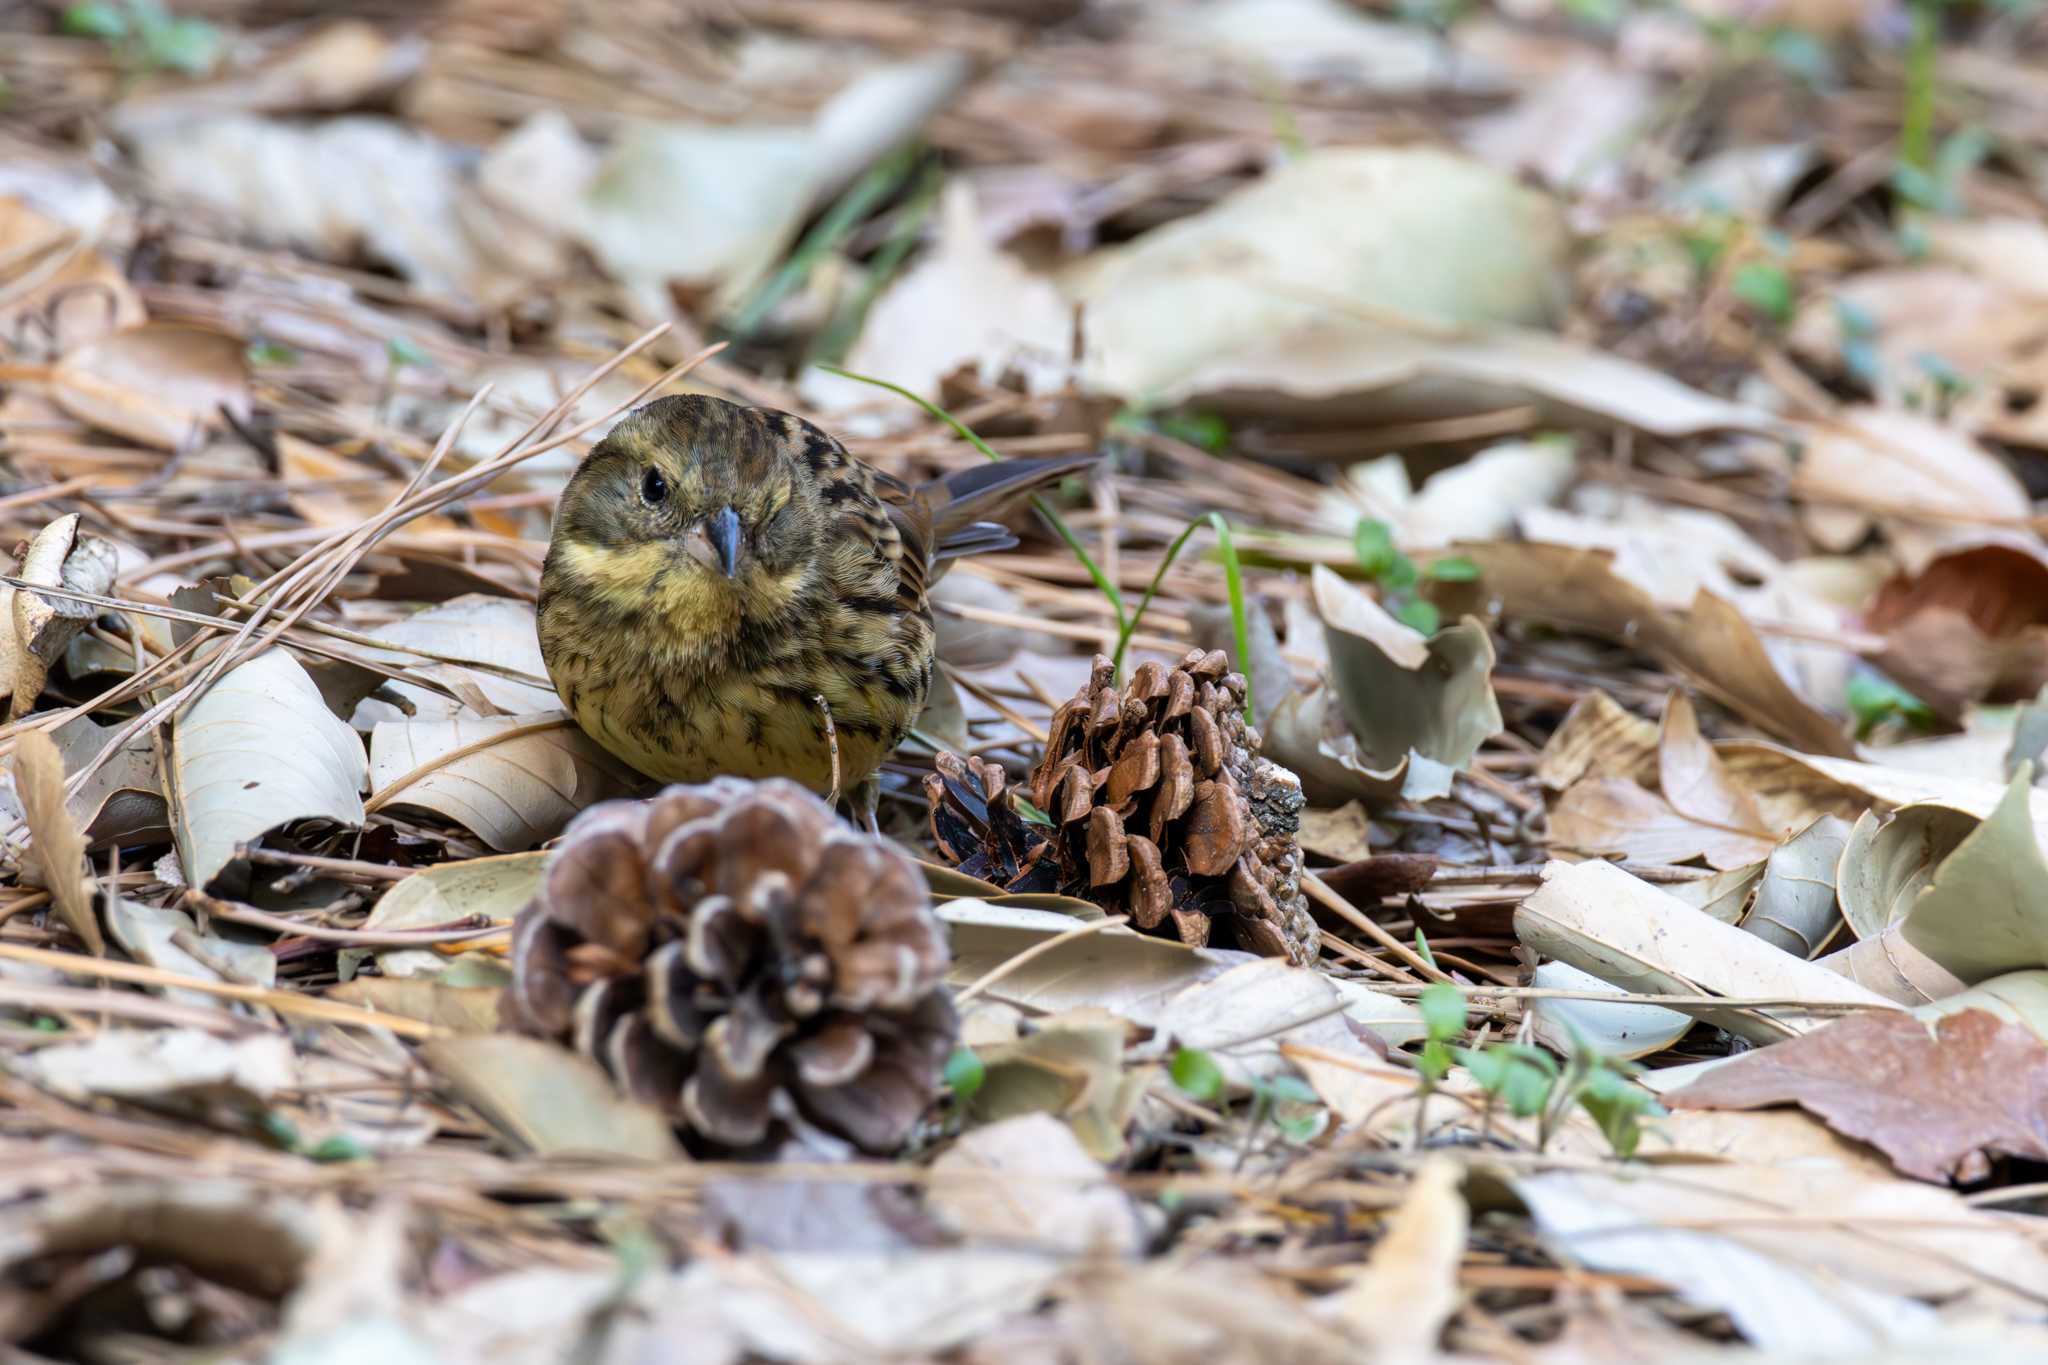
[1156,410,1231,452]
[1731,260,1796,326]
[135,12,221,74]
[1273,1108,1327,1143]
[1260,1075,1321,1106]
[61,2,128,38]
[1170,1047,1224,1103]
[245,339,298,367]
[1011,796,1054,827]
[1461,1045,1554,1118]
[1394,597,1441,637]
[1578,1065,1663,1159]
[1354,518,1398,579]
[1418,981,1466,1042]
[944,1046,986,1102]
[1846,670,1935,739]
[1425,555,1479,583]
[1207,513,1253,721]
[386,336,431,370]
[306,1134,370,1163]
[1413,928,1437,970]
[1417,1037,1454,1084]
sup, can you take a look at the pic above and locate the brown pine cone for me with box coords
[927,651,1317,965]
[503,777,957,1153]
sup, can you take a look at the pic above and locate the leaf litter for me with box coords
[6,1,2048,1361]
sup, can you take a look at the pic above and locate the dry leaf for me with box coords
[1320,1157,1466,1359]
[2,513,118,719]
[1668,1008,2048,1183]
[0,197,144,355]
[49,323,252,450]
[21,1030,295,1105]
[1463,542,1852,756]
[1070,147,1570,401]
[1515,859,1896,1043]
[170,648,367,892]
[420,1034,681,1161]
[1536,689,1660,792]
[367,713,635,851]
[11,728,102,954]
[1549,775,1771,869]
[929,1112,1142,1255]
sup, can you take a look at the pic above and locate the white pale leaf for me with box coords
[172,648,367,891]
[369,713,634,851]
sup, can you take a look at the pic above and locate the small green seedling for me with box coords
[1352,520,1473,637]
[944,1046,986,1104]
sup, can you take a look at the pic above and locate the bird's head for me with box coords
[548,395,830,627]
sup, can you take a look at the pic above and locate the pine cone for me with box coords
[503,777,957,1153]
[928,652,1317,965]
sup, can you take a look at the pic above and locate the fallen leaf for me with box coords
[1513,1165,2048,1351]
[1515,859,1896,1043]
[1659,692,1774,849]
[1312,565,1502,801]
[368,713,635,851]
[1535,689,1659,792]
[1793,410,2029,565]
[419,1034,682,1161]
[348,595,559,727]
[328,976,501,1033]
[105,896,276,1012]
[0,197,144,355]
[1464,542,1852,756]
[1833,803,1974,940]
[2,513,118,718]
[929,1112,1142,1255]
[21,1030,296,1105]
[1549,775,1770,869]
[1864,541,2048,715]
[11,728,101,954]
[1528,960,1693,1061]
[1143,0,1476,94]
[1744,814,1850,958]
[169,648,368,893]
[1667,1008,2048,1183]
[355,850,545,978]
[49,323,252,450]
[1070,147,1571,401]
[802,182,1070,411]
[1319,1157,1466,1358]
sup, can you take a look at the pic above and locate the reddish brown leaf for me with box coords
[1666,1009,2048,1183]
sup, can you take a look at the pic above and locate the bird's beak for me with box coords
[707,505,742,578]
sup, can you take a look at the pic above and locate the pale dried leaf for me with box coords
[170,648,367,892]
[368,713,634,851]
[420,1034,682,1161]
[11,728,101,954]
[50,323,252,450]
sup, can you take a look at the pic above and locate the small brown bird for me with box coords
[538,394,1092,803]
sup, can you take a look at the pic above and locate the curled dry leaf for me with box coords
[1744,815,1850,959]
[1834,803,1975,940]
[367,713,636,851]
[1536,689,1659,792]
[1863,541,2048,716]
[1668,1008,2048,1183]
[0,197,145,355]
[49,323,253,450]
[1821,767,2048,1003]
[1461,542,1852,757]
[1309,565,1502,802]
[1,513,118,720]
[1319,1157,1466,1355]
[169,648,368,893]
[1515,859,1895,1044]
[10,729,102,954]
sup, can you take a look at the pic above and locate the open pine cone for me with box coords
[503,777,957,1153]
[929,651,1316,965]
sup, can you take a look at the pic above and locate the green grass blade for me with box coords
[1207,512,1253,721]
[727,143,921,342]
[1113,515,1205,678]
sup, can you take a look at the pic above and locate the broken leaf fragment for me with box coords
[1,513,119,720]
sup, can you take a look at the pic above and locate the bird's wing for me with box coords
[921,452,1099,557]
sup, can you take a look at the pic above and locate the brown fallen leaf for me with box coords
[1463,542,1852,757]
[1548,775,1771,869]
[49,323,253,450]
[1658,690,1776,855]
[1536,688,1659,792]
[1667,1008,2048,1184]
[11,728,103,955]
[1864,542,2048,716]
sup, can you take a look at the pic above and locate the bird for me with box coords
[538,393,1094,810]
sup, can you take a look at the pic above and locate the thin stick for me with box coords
[815,693,841,803]
[1305,872,1453,983]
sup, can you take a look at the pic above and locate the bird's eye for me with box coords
[640,469,668,506]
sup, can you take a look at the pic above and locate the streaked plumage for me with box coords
[538,394,1091,797]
